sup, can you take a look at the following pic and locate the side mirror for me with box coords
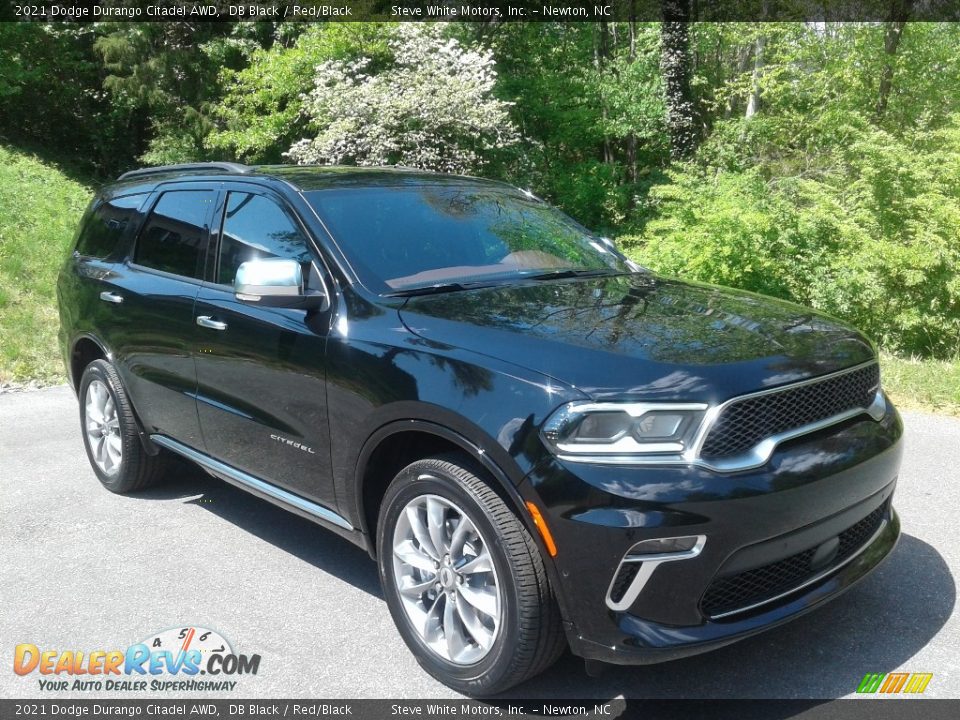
[234,258,327,310]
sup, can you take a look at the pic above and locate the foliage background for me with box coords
[0,20,958,384]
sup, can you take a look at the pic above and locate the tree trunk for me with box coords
[626,0,638,187]
[875,1,912,122]
[660,0,697,159]
[745,33,765,119]
[595,21,614,165]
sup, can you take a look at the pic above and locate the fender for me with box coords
[353,418,527,538]
[68,331,111,392]
[70,332,160,457]
[352,418,574,625]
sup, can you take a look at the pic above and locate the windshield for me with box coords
[305,185,632,293]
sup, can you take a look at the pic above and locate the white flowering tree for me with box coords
[286,24,518,173]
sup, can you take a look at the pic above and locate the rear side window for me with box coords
[216,192,312,285]
[75,194,147,259]
[135,190,213,279]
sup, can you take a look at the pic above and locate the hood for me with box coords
[397,273,876,402]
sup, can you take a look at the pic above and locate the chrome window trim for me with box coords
[556,360,883,473]
[706,515,889,620]
[150,434,353,531]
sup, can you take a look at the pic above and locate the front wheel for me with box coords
[377,455,565,696]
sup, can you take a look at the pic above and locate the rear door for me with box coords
[59,191,151,377]
[192,186,336,507]
[107,186,217,450]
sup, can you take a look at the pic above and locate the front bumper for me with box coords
[521,404,904,665]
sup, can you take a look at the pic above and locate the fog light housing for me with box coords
[606,534,707,611]
[627,535,700,557]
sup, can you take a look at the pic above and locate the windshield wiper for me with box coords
[524,268,623,281]
[386,269,627,296]
[385,282,477,297]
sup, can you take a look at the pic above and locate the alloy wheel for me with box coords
[84,379,122,476]
[391,492,502,665]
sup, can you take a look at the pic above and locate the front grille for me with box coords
[701,504,886,618]
[837,504,886,558]
[700,363,880,459]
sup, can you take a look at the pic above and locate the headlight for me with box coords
[541,402,708,459]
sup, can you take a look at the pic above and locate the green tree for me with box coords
[94,22,261,167]
[487,22,667,228]
[0,24,113,174]
[207,24,392,164]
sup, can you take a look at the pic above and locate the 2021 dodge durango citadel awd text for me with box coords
[57,162,903,695]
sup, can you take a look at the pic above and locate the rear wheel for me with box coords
[377,455,566,695]
[79,359,170,493]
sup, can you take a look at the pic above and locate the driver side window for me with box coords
[217,192,313,286]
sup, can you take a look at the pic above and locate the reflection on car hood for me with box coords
[397,273,876,402]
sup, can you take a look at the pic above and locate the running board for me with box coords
[150,434,353,531]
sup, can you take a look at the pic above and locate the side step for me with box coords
[150,434,353,531]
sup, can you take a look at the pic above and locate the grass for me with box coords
[0,144,957,416]
[880,352,960,417]
[0,144,92,384]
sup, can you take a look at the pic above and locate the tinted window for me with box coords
[306,186,630,291]
[135,190,213,278]
[75,194,146,259]
[217,192,312,285]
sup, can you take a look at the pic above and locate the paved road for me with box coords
[1,386,957,700]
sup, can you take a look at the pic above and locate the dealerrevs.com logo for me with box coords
[13,626,260,692]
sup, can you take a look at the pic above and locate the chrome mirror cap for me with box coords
[235,258,303,301]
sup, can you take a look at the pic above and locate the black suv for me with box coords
[57,162,903,695]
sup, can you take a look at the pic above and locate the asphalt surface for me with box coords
[1,386,957,700]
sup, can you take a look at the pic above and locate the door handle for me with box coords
[99,291,123,304]
[196,316,228,331]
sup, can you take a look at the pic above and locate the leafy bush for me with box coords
[624,114,960,358]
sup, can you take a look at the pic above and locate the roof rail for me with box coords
[117,162,252,182]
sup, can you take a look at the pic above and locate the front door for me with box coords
[192,188,336,508]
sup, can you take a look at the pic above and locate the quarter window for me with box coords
[217,192,312,285]
[135,190,213,278]
[75,194,147,259]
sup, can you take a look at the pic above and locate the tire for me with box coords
[78,359,170,494]
[377,454,566,696]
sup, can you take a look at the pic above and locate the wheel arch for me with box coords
[70,333,158,457]
[69,334,110,392]
[353,420,533,560]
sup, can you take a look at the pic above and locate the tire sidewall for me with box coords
[78,360,137,491]
[377,462,524,693]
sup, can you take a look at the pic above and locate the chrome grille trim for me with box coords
[555,360,885,472]
[697,361,881,459]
